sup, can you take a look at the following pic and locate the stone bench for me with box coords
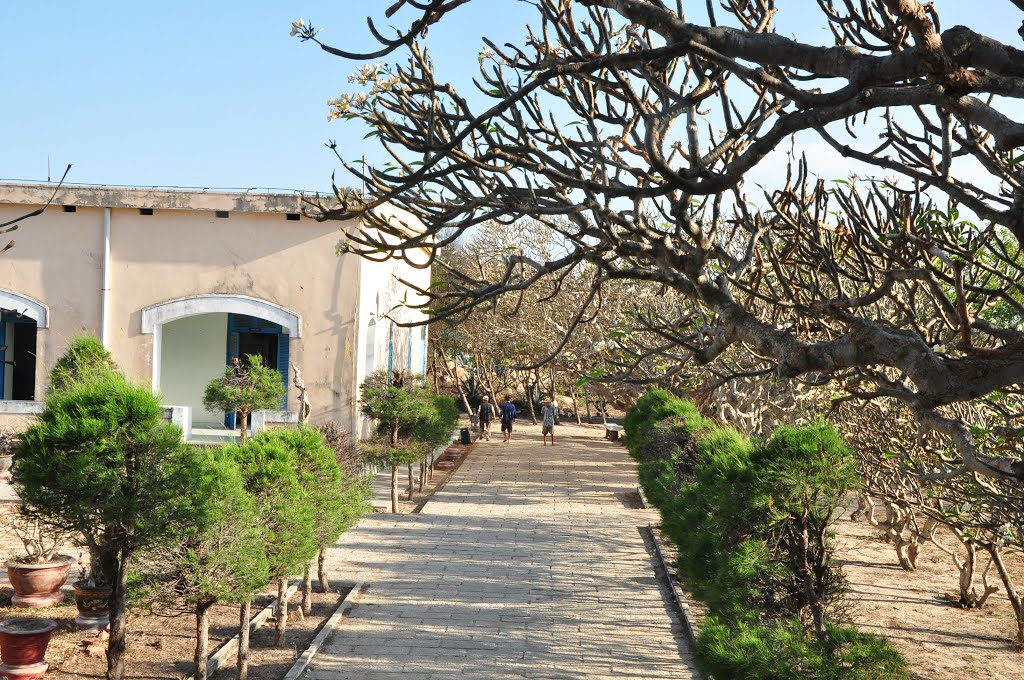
[604,423,624,441]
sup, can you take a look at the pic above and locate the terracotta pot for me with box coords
[72,581,112,632]
[5,555,75,608]
[0,617,57,680]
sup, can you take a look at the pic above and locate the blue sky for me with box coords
[0,2,1019,192]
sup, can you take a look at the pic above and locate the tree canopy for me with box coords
[297,1,1024,485]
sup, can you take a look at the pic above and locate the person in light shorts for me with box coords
[476,395,496,441]
[541,397,557,445]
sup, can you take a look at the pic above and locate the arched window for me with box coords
[0,289,48,402]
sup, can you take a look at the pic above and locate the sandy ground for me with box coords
[836,513,1024,679]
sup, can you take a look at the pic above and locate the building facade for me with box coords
[0,182,429,438]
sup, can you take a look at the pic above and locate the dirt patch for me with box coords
[1,584,348,679]
[836,514,1024,679]
[373,440,476,515]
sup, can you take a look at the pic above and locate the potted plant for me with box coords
[0,617,58,680]
[72,558,112,632]
[0,505,75,608]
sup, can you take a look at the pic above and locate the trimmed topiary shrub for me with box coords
[624,393,906,679]
[17,371,206,680]
[696,617,910,680]
[203,355,285,443]
[47,334,118,393]
[623,389,706,460]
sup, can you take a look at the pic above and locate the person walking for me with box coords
[500,395,517,443]
[541,397,557,446]
[476,395,496,441]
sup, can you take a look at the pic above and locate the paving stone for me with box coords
[307,423,698,678]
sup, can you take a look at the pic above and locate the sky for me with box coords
[0,1,1021,194]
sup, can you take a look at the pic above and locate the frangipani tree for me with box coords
[295,0,1024,487]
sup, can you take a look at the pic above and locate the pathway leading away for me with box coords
[307,422,698,680]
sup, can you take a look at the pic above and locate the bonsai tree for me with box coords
[271,426,367,615]
[47,334,118,393]
[419,392,459,464]
[225,428,317,665]
[316,422,371,592]
[360,370,434,512]
[16,372,206,680]
[203,354,285,443]
[140,447,269,680]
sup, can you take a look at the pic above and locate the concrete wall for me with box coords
[0,201,363,429]
[159,313,227,425]
[0,187,431,438]
[0,205,104,397]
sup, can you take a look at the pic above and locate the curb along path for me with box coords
[307,423,698,680]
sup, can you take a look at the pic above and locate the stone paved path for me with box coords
[306,422,698,680]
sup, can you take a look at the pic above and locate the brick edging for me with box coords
[643,524,702,655]
[186,583,298,680]
[282,581,365,680]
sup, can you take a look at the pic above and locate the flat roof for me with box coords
[0,182,341,214]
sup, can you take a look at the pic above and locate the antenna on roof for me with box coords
[47,156,51,183]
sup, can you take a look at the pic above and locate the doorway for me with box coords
[238,332,278,371]
[0,315,37,401]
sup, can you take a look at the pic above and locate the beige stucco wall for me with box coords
[0,205,104,397]
[109,207,364,428]
[0,200,366,431]
[0,186,434,439]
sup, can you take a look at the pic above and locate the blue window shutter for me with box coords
[407,327,414,374]
[277,333,289,409]
[224,331,240,429]
[420,327,428,377]
[387,322,394,382]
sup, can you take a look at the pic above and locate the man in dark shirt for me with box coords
[500,395,517,443]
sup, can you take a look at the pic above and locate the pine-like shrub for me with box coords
[47,334,118,393]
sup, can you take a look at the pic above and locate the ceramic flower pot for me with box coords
[5,555,75,608]
[0,617,57,680]
[72,581,112,632]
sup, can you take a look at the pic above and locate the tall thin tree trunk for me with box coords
[302,563,313,616]
[275,577,289,646]
[419,459,426,491]
[523,378,537,424]
[238,600,251,680]
[438,350,472,416]
[569,385,582,424]
[407,462,415,500]
[391,465,399,513]
[584,388,592,422]
[318,547,329,593]
[106,553,131,680]
[194,598,215,680]
[239,411,249,444]
[986,543,1024,644]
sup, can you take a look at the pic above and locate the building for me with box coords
[0,182,429,439]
